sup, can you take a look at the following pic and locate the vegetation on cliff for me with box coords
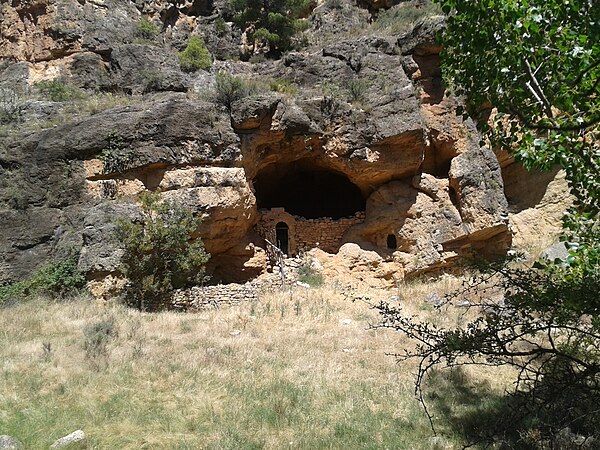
[231,0,312,53]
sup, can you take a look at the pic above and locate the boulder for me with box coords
[78,202,141,276]
[49,430,85,449]
[448,146,511,245]
[0,435,21,450]
[110,44,189,94]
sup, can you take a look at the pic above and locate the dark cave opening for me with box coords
[253,160,366,219]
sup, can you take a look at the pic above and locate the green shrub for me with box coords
[84,318,117,369]
[231,0,312,52]
[249,53,267,64]
[141,70,164,93]
[0,257,86,304]
[35,79,84,102]
[269,78,297,94]
[135,18,160,40]
[297,257,324,287]
[115,192,210,310]
[178,36,212,72]
[346,79,370,103]
[99,131,135,174]
[214,71,251,109]
[214,17,228,36]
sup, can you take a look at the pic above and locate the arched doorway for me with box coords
[387,234,397,250]
[275,222,289,255]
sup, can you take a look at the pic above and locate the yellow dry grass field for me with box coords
[0,277,514,449]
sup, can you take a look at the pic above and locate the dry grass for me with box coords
[0,278,513,449]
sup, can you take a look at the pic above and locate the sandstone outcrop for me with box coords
[0,0,520,290]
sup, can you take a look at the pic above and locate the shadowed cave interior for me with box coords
[253,160,366,219]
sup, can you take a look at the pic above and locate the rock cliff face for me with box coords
[0,0,517,287]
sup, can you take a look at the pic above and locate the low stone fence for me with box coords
[168,270,293,311]
[170,283,260,311]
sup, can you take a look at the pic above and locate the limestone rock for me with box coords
[505,167,572,253]
[0,0,139,62]
[0,435,21,450]
[448,146,511,252]
[230,95,280,131]
[309,244,399,288]
[69,52,112,91]
[344,177,462,275]
[207,236,268,284]
[0,208,61,283]
[78,202,141,276]
[110,44,189,94]
[159,167,257,254]
[49,430,85,449]
[541,242,569,263]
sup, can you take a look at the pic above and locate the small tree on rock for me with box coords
[178,36,212,72]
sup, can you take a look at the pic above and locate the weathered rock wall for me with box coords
[0,0,516,287]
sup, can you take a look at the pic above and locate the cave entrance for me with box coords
[253,159,365,219]
[275,222,289,255]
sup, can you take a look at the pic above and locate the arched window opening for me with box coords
[275,222,289,255]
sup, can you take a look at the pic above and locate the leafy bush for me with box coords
[214,17,228,36]
[0,257,86,304]
[135,18,159,40]
[346,79,369,103]
[99,131,135,174]
[231,0,312,53]
[269,78,297,94]
[115,192,210,310]
[141,70,164,93]
[35,79,84,102]
[178,36,212,72]
[214,71,252,109]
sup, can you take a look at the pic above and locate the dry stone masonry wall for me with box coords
[255,208,366,255]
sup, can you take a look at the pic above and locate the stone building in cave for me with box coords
[252,159,368,256]
[255,208,366,256]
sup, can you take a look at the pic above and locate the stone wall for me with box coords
[167,271,289,311]
[169,283,259,311]
[255,208,365,255]
[294,213,366,253]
